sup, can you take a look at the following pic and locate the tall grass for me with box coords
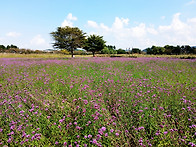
[0,57,195,146]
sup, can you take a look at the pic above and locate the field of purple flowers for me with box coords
[0,57,195,146]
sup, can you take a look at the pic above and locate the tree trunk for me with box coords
[93,52,95,57]
[71,50,74,58]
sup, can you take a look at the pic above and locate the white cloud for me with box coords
[86,13,196,49]
[187,18,196,23]
[29,35,51,50]
[112,17,129,29]
[61,13,77,27]
[100,23,110,31]
[131,23,146,38]
[6,32,21,37]
[87,20,98,28]
[157,13,196,46]
[62,20,73,27]
[30,35,46,46]
[186,0,196,5]
[147,27,158,35]
[67,13,77,21]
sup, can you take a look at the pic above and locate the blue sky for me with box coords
[0,0,196,50]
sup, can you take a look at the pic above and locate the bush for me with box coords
[101,47,117,54]
[117,49,126,54]
[60,49,70,55]
[101,47,110,54]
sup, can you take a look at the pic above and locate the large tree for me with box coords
[84,34,106,57]
[50,26,86,57]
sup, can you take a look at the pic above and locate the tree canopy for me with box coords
[146,45,196,55]
[50,26,86,57]
[84,35,106,57]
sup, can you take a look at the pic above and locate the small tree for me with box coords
[117,48,126,54]
[50,26,86,57]
[131,48,141,54]
[101,47,110,54]
[84,35,106,57]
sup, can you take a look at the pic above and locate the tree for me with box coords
[8,44,18,49]
[107,45,116,50]
[131,48,141,54]
[184,45,192,54]
[116,48,126,54]
[84,34,106,57]
[0,45,6,49]
[107,45,117,54]
[146,47,153,54]
[0,45,6,53]
[50,26,86,57]
[101,47,110,54]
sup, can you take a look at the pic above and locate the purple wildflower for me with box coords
[164,131,168,135]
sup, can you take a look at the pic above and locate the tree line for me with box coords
[0,44,54,54]
[0,44,18,52]
[0,43,128,55]
[146,45,196,55]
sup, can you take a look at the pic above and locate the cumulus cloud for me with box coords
[131,23,146,38]
[87,20,99,28]
[30,35,46,46]
[67,13,77,21]
[6,32,21,37]
[61,13,77,27]
[29,35,51,50]
[86,13,196,49]
[158,13,196,45]
[112,17,129,29]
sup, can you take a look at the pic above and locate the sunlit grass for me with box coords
[0,53,94,58]
[1,53,195,59]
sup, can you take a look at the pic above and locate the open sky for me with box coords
[0,0,196,50]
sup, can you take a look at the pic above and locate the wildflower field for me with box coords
[0,57,195,146]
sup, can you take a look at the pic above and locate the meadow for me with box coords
[0,57,195,146]
[0,52,196,59]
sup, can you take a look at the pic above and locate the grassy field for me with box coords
[0,53,196,59]
[0,57,195,146]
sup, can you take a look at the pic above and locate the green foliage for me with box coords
[101,47,110,54]
[101,46,117,54]
[0,44,18,53]
[131,48,141,54]
[50,26,86,57]
[116,49,126,54]
[107,45,116,50]
[147,45,196,55]
[107,45,117,54]
[7,44,18,49]
[84,34,106,57]
[0,45,6,49]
